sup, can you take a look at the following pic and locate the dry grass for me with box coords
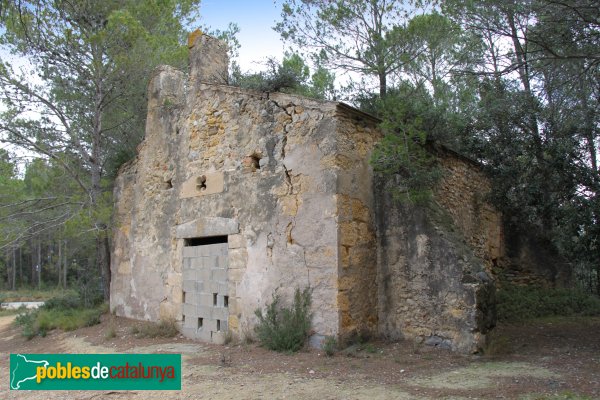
[132,318,179,338]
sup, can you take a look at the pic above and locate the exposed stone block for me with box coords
[227,234,244,249]
[175,217,239,239]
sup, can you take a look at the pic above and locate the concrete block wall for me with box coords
[181,242,229,344]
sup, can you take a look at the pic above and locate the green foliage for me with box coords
[14,294,106,339]
[0,306,23,317]
[322,335,337,356]
[132,318,179,338]
[367,85,443,204]
[231,57,304,93]
[0,0,207,295]
[42,294,83,310]
[15,311,37,339]
[496,285,600,322]
[364,343,377,354]
[440,0,600,294]
[231,53,336,100]
[275,0,423,97]
[0,288,77,302]
[254,287,312,353]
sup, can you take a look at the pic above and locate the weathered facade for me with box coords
[111,33,501,353]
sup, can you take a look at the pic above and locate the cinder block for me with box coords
[183,291,197,305]
[212,268,227,282]
[209,255,220,268]
[182,280,196,292]
[203,318,217,332]
[182,268,196,281]
[183,247,196,258]
[182,326,197,339]
[196,246,210,257]
[218,245,229,257]
[190,257,205,269]
[197,269,211,281]
[219,283,229,295]
[181,315,193,329]
[198,243,216,256]
[208,281,220,294]
[212,307,228,320]
[198,293,214,307]
[217,255,228,268]
[197,328,212,342]
[181,258,192,269]
[182,303,197,318]
[197,305,213,319]
[211,330,226,344]
[195,281,205,292]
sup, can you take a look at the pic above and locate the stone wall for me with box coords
[376,150,498,353]
[435,148,504,269]
[435,147,569,288]
[335,107,381,342]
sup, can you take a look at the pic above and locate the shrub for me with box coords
[42,294,82,310]
[133,318,179,338]
[105,325,117,339]
[15,310,37,339]
[254,287,312,353]
[497,285,600,322]
[14,294,105,339]
[323,336,337,356]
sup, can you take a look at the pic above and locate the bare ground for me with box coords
[1,314,599,399]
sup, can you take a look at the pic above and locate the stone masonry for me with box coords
[111,33,505,353]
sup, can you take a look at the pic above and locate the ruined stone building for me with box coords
[110,33,545,353]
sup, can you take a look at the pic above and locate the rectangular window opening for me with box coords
[182,291,186,303]
[216,320,221,332]
[197,317,203,330]
[184,236,228,246]
[224,296,229,308]
[213,293,218,306]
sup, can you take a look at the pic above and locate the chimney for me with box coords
[188,29,229,85]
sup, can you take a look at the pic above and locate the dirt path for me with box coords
[1,314,598,399]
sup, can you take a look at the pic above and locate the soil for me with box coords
[1,314,599,399]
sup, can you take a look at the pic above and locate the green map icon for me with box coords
[10,354,49,390]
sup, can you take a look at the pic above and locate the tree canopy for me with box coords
[0,0,203,296]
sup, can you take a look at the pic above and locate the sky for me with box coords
[198,0,286,72]
[0,1,288,170]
